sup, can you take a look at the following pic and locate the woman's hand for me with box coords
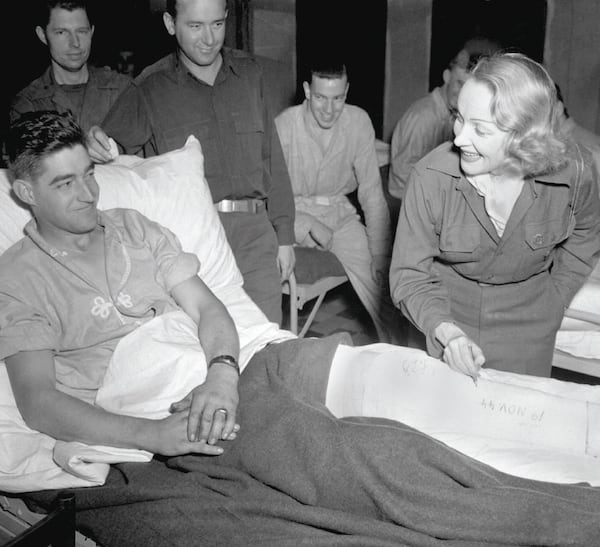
[435,322,485,382]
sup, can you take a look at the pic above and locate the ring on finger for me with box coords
[214,408,228,415]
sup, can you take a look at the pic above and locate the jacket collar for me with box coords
[37,65,115,98]
[426,143,576,189]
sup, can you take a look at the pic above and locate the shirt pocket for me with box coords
[232,113,265,181]
[439,224,481,263]
[232,114,264,134]
[524,217,570,254]
[514,217,571,280]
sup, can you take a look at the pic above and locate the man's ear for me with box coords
[443,68,451,85]
[90,25,95,38]
[35,26,48,46]
[302,81,311,101]
[163,12,175,36]
[12,179,36,207]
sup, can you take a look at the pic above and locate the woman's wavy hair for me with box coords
[470,52,572,177]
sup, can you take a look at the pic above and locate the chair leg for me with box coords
[287,272,298,335]
[298,292,327,338]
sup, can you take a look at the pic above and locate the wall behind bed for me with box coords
[248,0,600,142]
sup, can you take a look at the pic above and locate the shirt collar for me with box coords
[173,47,238,84]
[24,210,113,258]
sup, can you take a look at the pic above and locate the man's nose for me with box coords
[69,32,80,48]
[200,26,215,46]
[78,180,95,201]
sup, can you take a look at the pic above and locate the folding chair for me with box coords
[282,247,348,337]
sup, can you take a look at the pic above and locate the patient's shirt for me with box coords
[0,208,199,404]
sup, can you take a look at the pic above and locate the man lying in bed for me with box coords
[1,111,241,457]
[2,111,600,546]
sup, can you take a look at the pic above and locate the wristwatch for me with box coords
[208,354,240,375]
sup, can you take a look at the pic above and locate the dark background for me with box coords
[430,0,547,88]
[1,0,548,147]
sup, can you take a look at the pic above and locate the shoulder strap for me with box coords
[569,144,584,225]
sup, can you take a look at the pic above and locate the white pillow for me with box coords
[98,136,243,290]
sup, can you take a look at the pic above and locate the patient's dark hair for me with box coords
[8,111,87,182]
[37,0,93,27]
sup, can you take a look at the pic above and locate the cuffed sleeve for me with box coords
[354,115,391,258]
[550,157,600,305]
[389,165,454,345]
[264,118,296,246]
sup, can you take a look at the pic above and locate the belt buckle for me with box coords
[216,198,262,213]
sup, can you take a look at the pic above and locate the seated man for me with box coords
[3,113,600,546]
[275,60,398,342]
[1,112,240,455]
[389,38,499,200]
[556,84,600,183]
[10,0,130,133]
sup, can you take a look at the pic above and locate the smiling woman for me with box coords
[390,52,600,379]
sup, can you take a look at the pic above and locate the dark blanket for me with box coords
[29,335,600,546]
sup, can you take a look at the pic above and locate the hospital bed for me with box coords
[552,268,600,380]
[0,493,93,546]
[1,138,600,545]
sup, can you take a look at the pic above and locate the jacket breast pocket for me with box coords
[439,224,480,263]
[524,218,570,254]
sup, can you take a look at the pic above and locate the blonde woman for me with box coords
[390,53,600,378]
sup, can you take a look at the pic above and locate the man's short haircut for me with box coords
[166,0,228,18]
[308,58,348,82]
[449,37,501,72]
[8,111,87,182]
[36,0,93,28]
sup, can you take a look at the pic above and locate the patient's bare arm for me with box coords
[169,275,241,446]
[5,350,226,456]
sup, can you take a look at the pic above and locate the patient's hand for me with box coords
[152,411,230,456]
[170,364,239,448]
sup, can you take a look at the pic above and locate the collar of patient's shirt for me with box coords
[24,211,118,259]
[171,47,241,85]
[423,142,577,190]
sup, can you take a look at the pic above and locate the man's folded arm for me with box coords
[5,349,227,456]
[170,275,239,363]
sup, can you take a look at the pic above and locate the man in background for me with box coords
[10,0,130,132]
[87,0,295,325]
[388,38,499,200]
[276,60,400,343]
